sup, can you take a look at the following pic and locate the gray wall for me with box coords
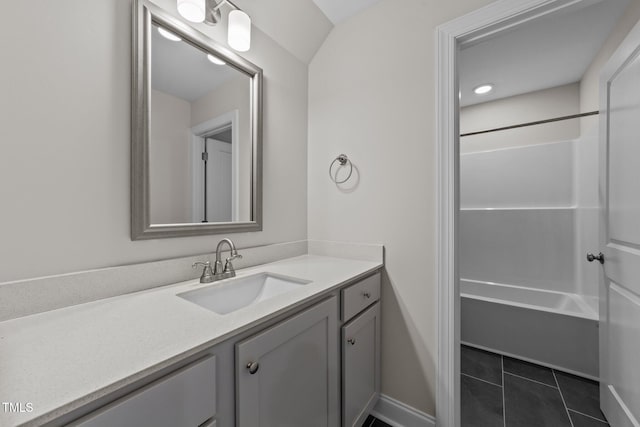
[308,0,496,415]
[0,0,308,282]
[149,89,192,224]
[460,83,580,153]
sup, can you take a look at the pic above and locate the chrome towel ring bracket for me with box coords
[329,154,353,184]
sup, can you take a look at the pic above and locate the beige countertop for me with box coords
[0,254,382,426]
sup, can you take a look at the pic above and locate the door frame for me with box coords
[435,1,595,425]
[190,110,240,222]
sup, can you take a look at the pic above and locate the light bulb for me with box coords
[177,0,205,23]
[228,10,251,52]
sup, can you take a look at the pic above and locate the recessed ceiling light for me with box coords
[158,27,182,42]
[474,84,493,95]
[207,54,226,65]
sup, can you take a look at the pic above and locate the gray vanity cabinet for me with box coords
[341,273,381,427]
[235,296,339,426]
[61,271,382,427]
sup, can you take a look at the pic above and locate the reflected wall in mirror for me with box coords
[132,0,262,240]
[150,23,251,224]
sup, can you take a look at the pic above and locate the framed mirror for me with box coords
[132,0,262,240]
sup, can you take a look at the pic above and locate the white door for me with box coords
[597,19,640,427]
[205,138,232,222]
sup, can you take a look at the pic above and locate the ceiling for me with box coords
[150,0,630,104]
[234,0,333,63]
[151,24,246,102]
[311,0,383,25]
[147,0,387,66]
[459,0,630,107]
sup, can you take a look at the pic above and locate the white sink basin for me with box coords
[177,272,311,315]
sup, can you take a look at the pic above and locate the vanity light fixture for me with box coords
[474,84,493,95]
[157,27,182,41]
[207,54,226,65]
[177,0,252,52]
[227,9,251,52]
[177,0,206,23]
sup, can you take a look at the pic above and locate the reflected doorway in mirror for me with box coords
[189,111,242,223]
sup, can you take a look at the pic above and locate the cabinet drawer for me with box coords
[342,272,380,321]
[70,355,216,427]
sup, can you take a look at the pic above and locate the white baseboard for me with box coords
[370,394,436,427]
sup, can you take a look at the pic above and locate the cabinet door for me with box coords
[236,297,339,427]
[342,302,380,427]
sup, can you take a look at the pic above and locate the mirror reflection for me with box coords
[150,23,252,224]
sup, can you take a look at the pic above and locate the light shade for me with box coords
[177,0,205,23]
[228,10,251,52]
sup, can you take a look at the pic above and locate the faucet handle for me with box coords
[223,253,243,274]
[192,261,214,283]
[192,261,210,269]
[227,253,243,262]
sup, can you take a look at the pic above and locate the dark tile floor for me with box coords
[461,345,609,427]
[364,414,392,427]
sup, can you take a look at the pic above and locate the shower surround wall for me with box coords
[460,84,598,300]
[459,139,600,377]
[460,141,578,294]
[459,86,600,377]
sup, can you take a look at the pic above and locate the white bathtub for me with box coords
[461,279,599,379]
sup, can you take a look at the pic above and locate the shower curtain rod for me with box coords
[460,110,599,137]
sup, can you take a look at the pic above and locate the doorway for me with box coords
[202,128,233,222]
[435,1,639,426]
[190,110,240,223]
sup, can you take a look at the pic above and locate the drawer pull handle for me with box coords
[246,361,260,374]
[363,292,371,299]
[347,338,356,345]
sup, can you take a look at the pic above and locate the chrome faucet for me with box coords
[213,238,242,280]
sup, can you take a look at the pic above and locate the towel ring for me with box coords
[329,154,353,184]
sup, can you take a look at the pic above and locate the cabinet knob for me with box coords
[363,292,371,299]
[246,361,260,374]
[347,338,356,346]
